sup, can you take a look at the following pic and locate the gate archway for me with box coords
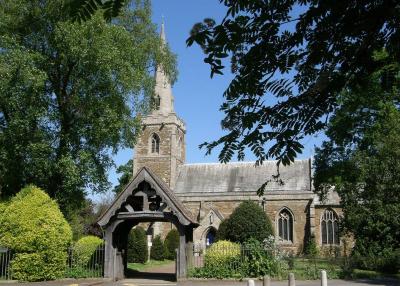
[98,167,198,280]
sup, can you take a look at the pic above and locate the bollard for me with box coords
[263,275,271,286]
[247,279,255,286]
[288,272,295,286]
[321,270,327,286]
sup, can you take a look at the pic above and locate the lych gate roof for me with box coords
[97,167,198,227]
[174,159,312,194]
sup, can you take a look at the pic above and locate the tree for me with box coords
[220,201,273,243]
[314,56,400,272]
[150,235,164,261]
[0,0,177,217]
[113,159,133,194]
[164,229,179,260]
[187,0,400,187]
[0,185,72,281]
[127,226,148,263]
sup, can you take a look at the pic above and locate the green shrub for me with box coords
[0,185,72,281]
[304,235,319,257]
[127,226,148,263]
[243,238,284,278]
[150,235,164,261]
[222,201,273,243]
[164,229,179,260]
[192,240,241,278]
[73,235,103,266]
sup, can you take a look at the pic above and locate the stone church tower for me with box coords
[133,23,185,189]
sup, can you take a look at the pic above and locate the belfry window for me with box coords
[278,208,293,243]
[151,134,160,154]
[321,209,339,245]
[152,95,160,110]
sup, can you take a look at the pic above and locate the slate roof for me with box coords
[174,159,312,194]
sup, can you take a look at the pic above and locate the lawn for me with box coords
[127,260,174,272]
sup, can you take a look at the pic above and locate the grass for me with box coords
[127,260,174,272]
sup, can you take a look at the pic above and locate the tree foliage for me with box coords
[113,159,133,194]
[150,235,164,261]
[69,0,127,22]
[127,226,148,263]
[0,0,176,216]
[0,185,72,281]
[187,0,400,182]
[164,229,179,260]
[219,201,273,243]
[314,54,400,271]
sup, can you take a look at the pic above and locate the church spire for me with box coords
[153,19,174,115]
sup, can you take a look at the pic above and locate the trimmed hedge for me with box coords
[219,201,273,243]
[150,235,164,261]
[73,235,103,266]
[0,185,72,281]
[127,226,148,263]
[164,229,179,260]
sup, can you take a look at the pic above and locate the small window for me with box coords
[152,95,160,110]
[278,208,293,243]
[321,209,339,245]
[151,134,160,154]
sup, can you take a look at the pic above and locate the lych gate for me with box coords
[97,167,198,280]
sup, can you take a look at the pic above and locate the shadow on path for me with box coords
[125,268,176,282]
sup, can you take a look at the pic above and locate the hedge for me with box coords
[0,185,72,281]
[73,235,103,266]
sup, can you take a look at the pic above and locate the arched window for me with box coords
[278,208,293,243]
[151,134,160,154]
[152,95,160,110]
[321,209,339,245]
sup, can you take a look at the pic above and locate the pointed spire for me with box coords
[160,15,166,43]
[153,19,174,115]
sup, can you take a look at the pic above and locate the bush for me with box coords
[150,235,164,261]
[73,235,103,266]
[127,226,148,263]
[242,238,283,278]
[221,201,273,243]
[304,235,319,257]
[164,229,179,260]
[191,240,241,279]
[0,185,72,281]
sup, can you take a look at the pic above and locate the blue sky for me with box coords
[92,0,326,201]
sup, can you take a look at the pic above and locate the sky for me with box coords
[91,0,325,202]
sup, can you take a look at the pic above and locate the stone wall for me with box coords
[176,196,313,254]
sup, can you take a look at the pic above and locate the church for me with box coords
[130,23,342,255]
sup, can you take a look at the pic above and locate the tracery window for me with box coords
[321,209,339,245]
[151,134,160,154]
[278,208,293,243]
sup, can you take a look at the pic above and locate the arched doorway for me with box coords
[205,228,216,247]
[97,167,198,281]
